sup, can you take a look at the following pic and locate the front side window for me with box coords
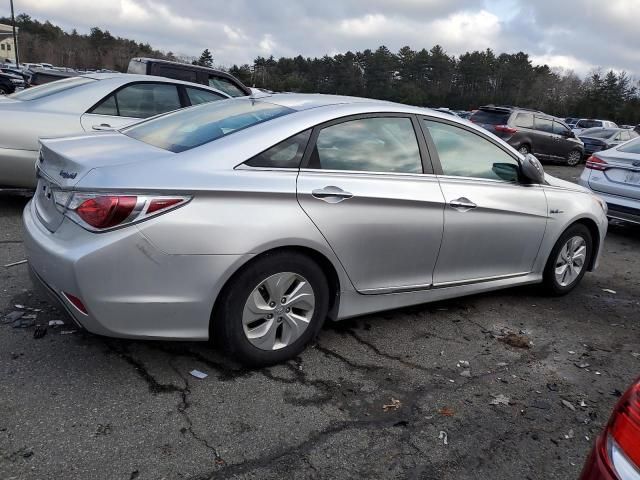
[514,113,533,128]
[208,76,246,97]
[424,119,520,182]
[123,98,294,153]
[553,121,571,135]
[116,83,181,118]
[245,130,311,168]
[308,117,422,174]
[186,87,226,106]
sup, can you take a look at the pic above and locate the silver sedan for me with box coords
[23,94,608,366]
[0,73,229,189]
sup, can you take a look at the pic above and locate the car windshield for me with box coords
[618,137,640,154]
[582,129,617,138]
[470,109,510,125]
[9,76,94,100]
[123,98,295,153]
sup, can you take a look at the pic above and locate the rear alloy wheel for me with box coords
[543,224,592,295]
[518,145,530,155]
[214,251,329,366]
[566,149,582,166]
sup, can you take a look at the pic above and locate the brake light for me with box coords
[494,125,517,134]
[63,292,88,315]
[586,155,609,171]
[608,380,640,471]
[67,193,190,231]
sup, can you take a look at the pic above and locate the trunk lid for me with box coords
[588,147,640,200]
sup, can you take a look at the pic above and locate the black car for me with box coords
[470,106,585,166]
[579,128,638,156]
[127,58,251,98]
[0,71,25,94]
[0,67,31,85]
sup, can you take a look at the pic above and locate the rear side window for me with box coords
[91,94,118,116]
[208,76,246,97]
[470,110,510,125]
[535,117,554,133]
[123,99,294,153]
[308,117,422,173]
[618,138,640,154]
[514,113,533,128]
[117,83,181,118]
[245,130,311,168]
[185,87,226,106]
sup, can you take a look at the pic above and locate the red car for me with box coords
[580,377,640,479]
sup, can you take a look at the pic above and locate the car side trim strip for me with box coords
[433,271,530,289]
[359,283,433,295]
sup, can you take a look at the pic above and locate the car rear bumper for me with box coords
[578,173,640,225]
[23,199,252,340]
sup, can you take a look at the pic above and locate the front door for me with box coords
[297,115,445,293]
[421,118,548,285]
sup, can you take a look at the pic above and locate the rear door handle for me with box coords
[449,197,477,211]
[311,186,353,203]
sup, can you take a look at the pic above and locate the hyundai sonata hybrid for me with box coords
[23,94,608,366]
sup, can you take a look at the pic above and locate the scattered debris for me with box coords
[2,311,24,324]
[561,399,576,411]
[457,360,470,368]
[576,363,590,369]
[459,370,471,378]
[60,330,77,335]
[499,333,531,349]
[438,431,448,445]
[189,369,208,380]
[95,423,112,436]
[631,352,639,358]
[14,304,26,309]
[564,429,574,440]
[602,289,617,294]
[580,400,587,408]
[547,383,559,392]
[595,371,602,375]
[12,316,36,328]
[568,351,576,354]
[497,362,508,367]
[3,259,27,268]
[383,398,401,412]
[393,420,409,428]
[438,407,455,417]
[531,400,551,410]
[33,326,47,339]
[612,389,623,397]
[48,320,64,327]
[490,394,510,406]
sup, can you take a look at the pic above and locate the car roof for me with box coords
[261,93,431,114]
[74,72,231,95]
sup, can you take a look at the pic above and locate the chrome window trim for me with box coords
[299,167,438,179]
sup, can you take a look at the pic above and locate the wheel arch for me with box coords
[563,217,601,271]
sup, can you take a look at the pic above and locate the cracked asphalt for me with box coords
[1,165,639,480]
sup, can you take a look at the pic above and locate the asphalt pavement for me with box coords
[1,164,638,480]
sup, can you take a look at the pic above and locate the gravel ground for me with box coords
[1,164,638,480]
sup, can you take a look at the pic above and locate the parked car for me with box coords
[565,117,580,128]
[127,57,251,98]
[1,67,31,85]
[579,128,639,157]
[579,137,640,224]
[0,70,26,94]
[28,67,77,86]
[579,376,639,480]
[470,106,585,165]
[23,94,608,366]
[0,73,230,188]
[573,119,618,135]
[433,107,461,117]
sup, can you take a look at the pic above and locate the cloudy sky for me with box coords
[2,0,639,77]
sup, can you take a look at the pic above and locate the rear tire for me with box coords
[213,251,329,366]
[518,144,530,155]
[543,224,592,295]
[566,149,582,166]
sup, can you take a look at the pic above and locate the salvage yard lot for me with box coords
[1,165,638,480]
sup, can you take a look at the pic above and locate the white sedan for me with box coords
[0,73,229,188]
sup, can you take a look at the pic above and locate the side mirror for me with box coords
[520,153,545,184]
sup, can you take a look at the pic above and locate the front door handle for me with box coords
[449,197,477,211]
[92,123,113,131]
[311,186,353,203]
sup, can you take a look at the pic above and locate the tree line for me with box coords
[3,13,638,124]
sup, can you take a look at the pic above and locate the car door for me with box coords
[297,114,445,293]
[552,121,575,157]
[532,116,555,159]
[80,82,183,131]
[420,118,548,286]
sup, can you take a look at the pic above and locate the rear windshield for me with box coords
[9,76,94,100]
[582,129,617,139]
[470,109,510,125]
[618,138,640,154]
[123,98,294,153]
[577,120,602,129]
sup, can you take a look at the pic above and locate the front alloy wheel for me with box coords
[567,150,582,166]
[554,236,587,286]
[543,224,592,295]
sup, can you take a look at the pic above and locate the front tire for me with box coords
[518,144,530,155]
[213,251,329,366]
[566,149,582,166]
[543,224,592,295]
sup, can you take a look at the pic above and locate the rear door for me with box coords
[297,114,445,293]
[421,118,547,285]
[532,116,555,158]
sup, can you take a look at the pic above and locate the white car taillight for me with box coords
[64,193,191,232]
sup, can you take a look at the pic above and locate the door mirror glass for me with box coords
[520,153,545,183]
[492,162,519,182]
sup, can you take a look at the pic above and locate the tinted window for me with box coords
[9,76,94,100]
[157,66,198,83]
[123,99,293,153]
[535,117,554,133]
[577,119,602,129]
[553,121,571,135]
[470,110,510,125]
[116,83,181,118]
[424,120,520,182]
[208,76,246,97]
[309,117,422,174]
[618,138,640,154]
[246,130,311,168]
[91,94,118,116]
[186,87,225,106]
[514,113,533,128]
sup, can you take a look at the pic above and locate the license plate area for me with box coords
[624,171,640,185]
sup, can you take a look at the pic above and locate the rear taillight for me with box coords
[608,381,640,472]
[586,155,609,171]
[66,193,190,231]
[494,125,517,134]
